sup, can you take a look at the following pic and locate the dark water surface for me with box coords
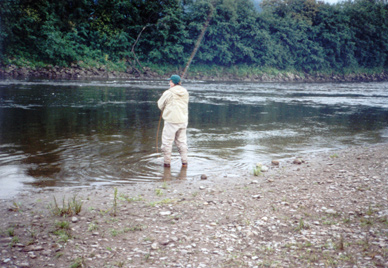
[1,79,388,199]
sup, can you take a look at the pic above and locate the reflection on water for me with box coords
[1,79,388,198]
[162,166,188,182]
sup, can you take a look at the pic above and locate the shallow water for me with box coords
[1,79,388,199]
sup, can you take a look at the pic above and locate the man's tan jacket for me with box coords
[157,85,189,124]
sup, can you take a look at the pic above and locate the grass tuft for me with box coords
[49,195,83,217]
[253,166,261,176]
[295,218,309,232]
[9,202,22,212]
[70,257,85,268]
[7,227,15,237]
[155,188,163,196]
[52,220,72,243]
[88,222,99,232]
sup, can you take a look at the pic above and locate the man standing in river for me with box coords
[157,75,189,168]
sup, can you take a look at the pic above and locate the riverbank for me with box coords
[0,143,387,267]
[1,64,388,82]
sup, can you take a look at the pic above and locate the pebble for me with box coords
[271,160,280,166]
[71,217,78,223]
[23,245,43,252]
[325,209,337,215]
[293,158,303,165]
[206,188,215,194]
[201,174,207,180]
[151,242,159,250]
[261,166,269,172]
[159,239,170,246]
[160,211,171,216]
[0,237,12,243]
[28,252,37,259]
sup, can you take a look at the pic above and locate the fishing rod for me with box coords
[156,110,163,154]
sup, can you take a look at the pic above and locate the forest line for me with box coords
[0,0,387,77]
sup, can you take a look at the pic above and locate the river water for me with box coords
[1,79,388,199]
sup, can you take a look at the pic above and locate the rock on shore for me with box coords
[0,143,387,267]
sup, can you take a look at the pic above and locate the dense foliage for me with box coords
[0,0,387,73]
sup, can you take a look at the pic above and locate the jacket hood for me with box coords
[169,85,187,96]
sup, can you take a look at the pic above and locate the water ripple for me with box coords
[1,80,388,198]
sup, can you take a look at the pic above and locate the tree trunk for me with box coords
[181,6,214,79]
[131,25,150,73]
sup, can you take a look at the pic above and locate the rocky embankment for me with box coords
[0,143,387,267]
[0,64,159,80]
[1,64,388,82]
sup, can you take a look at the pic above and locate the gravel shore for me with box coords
[1,143,387,268]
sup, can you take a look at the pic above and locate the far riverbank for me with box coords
[1,64,388,83]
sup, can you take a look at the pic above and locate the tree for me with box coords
[312,3,357,70]
[182,0,216,78]
[343,0,388,68]
[1,0,388,73]
[189,0,261,66]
